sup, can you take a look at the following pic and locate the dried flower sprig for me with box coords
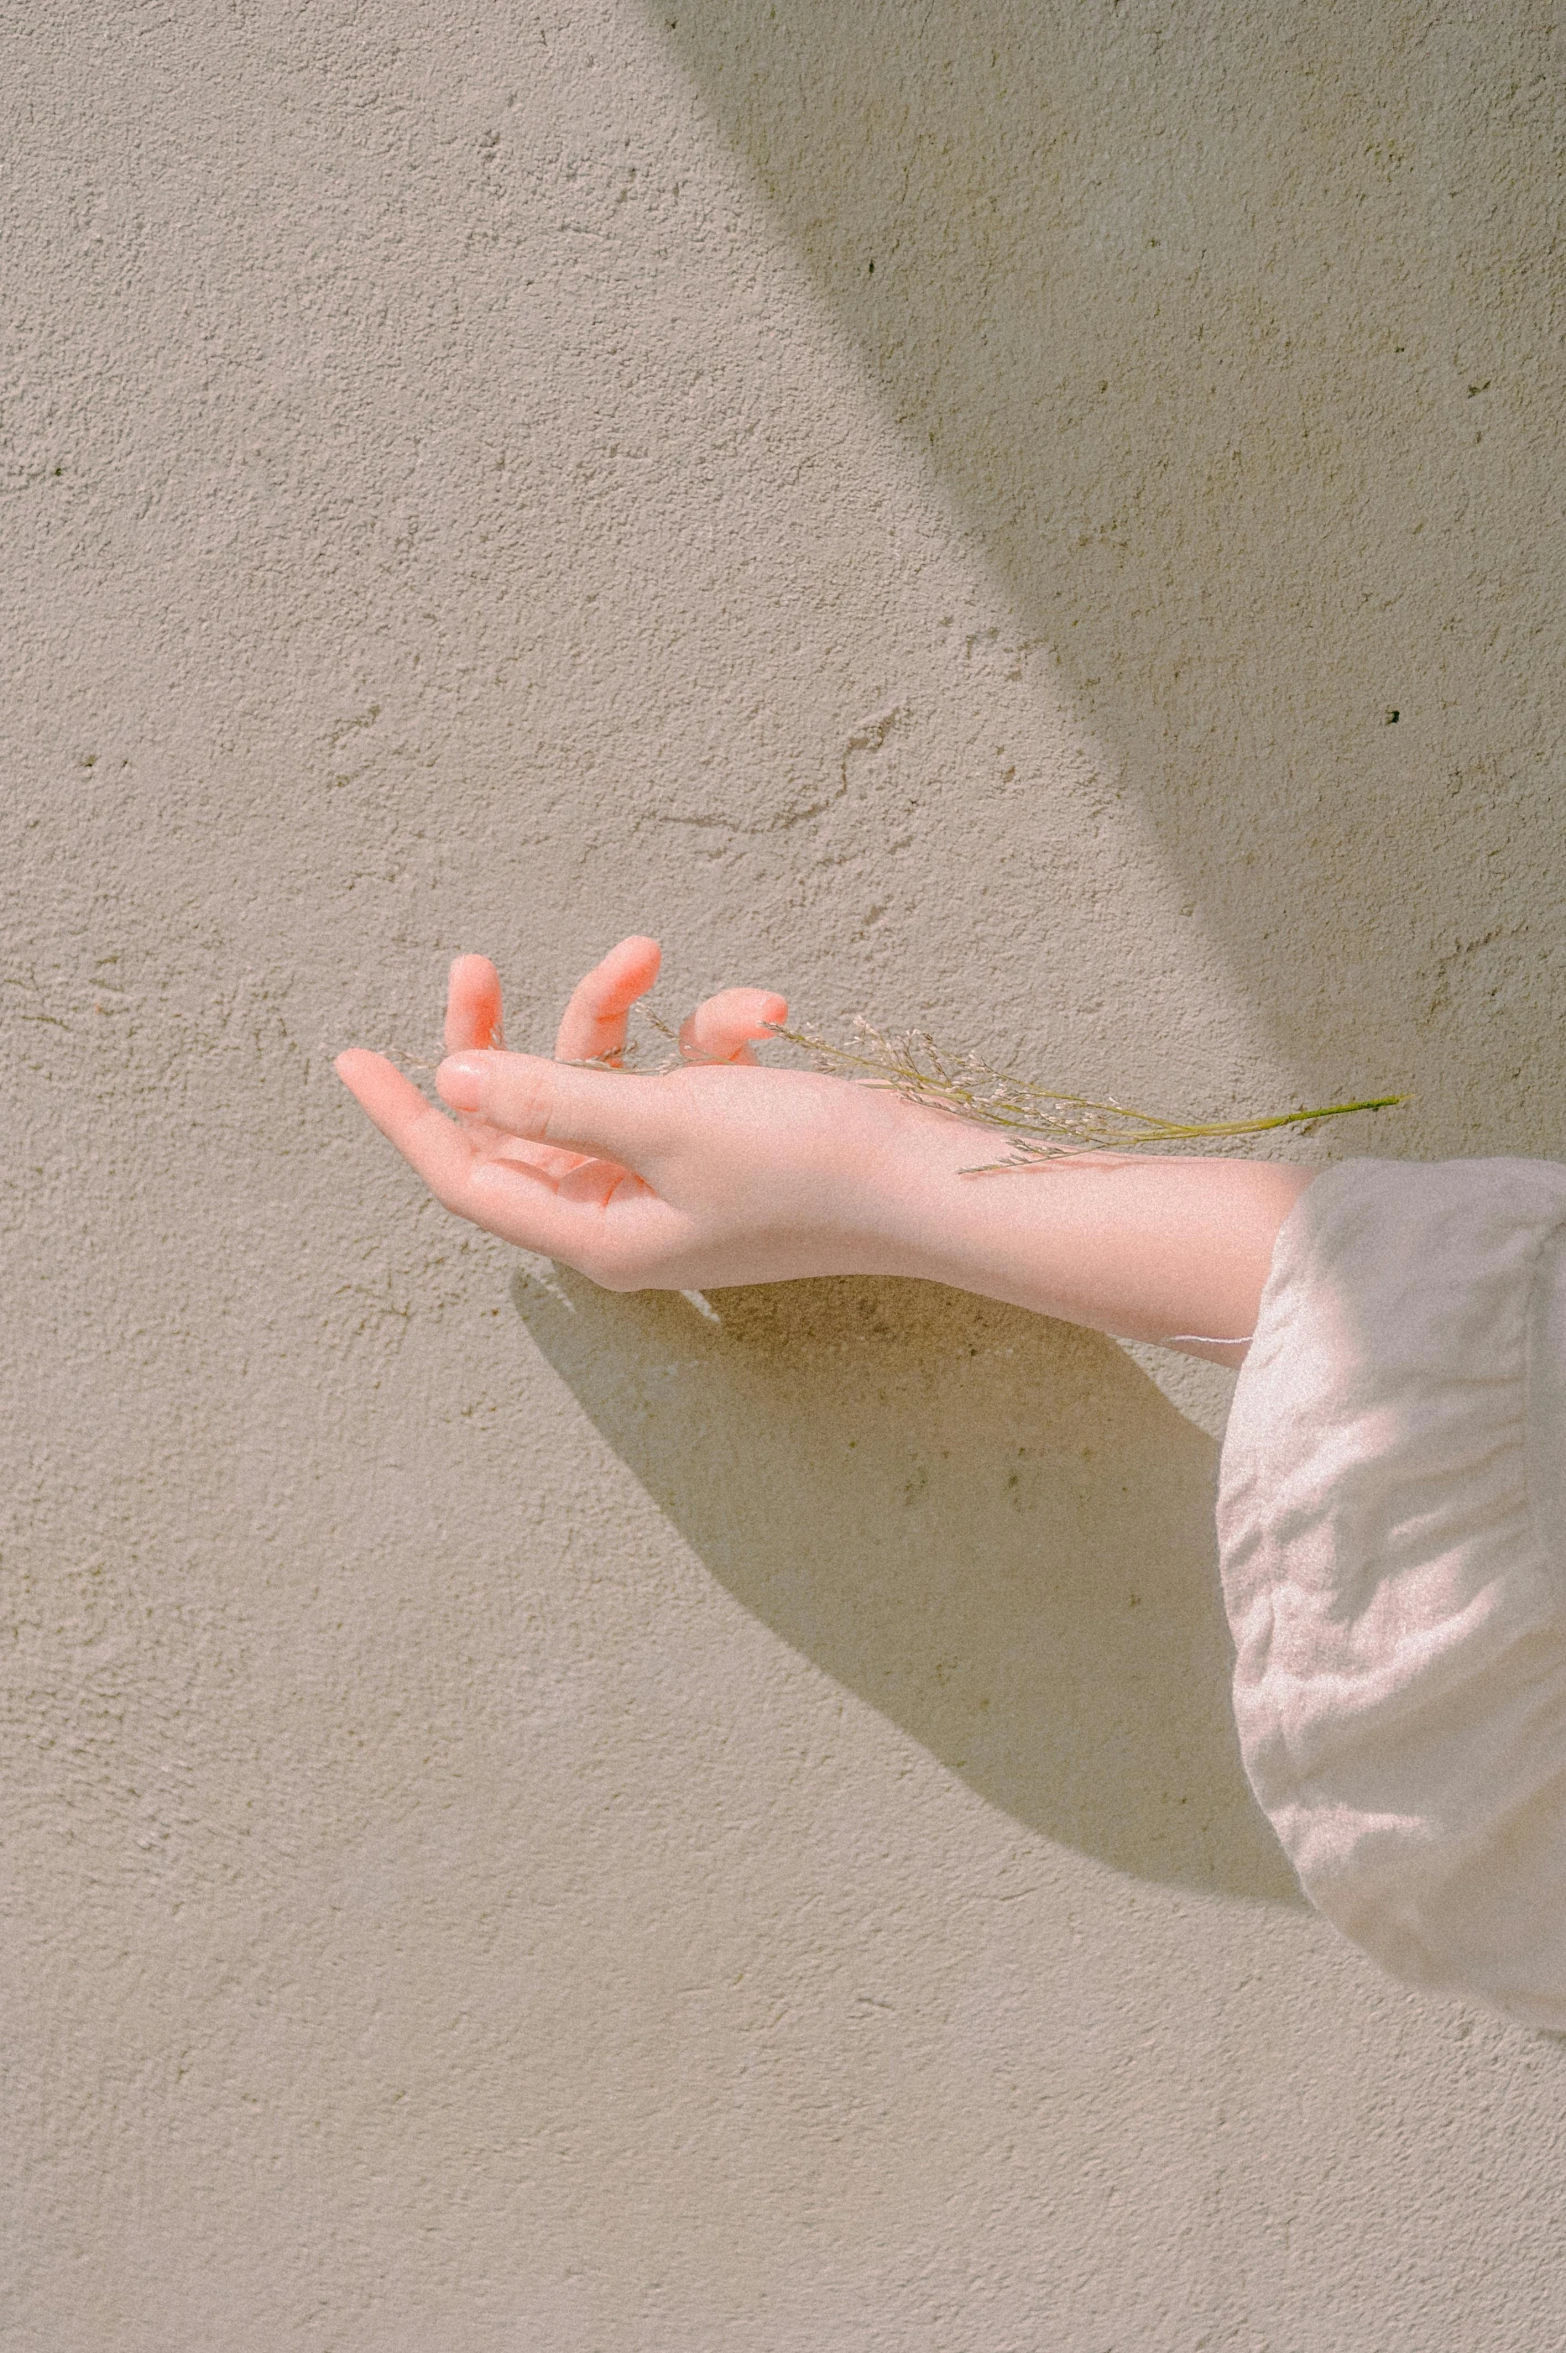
[376,1009,1403,1175]
[766,1018,1404,1173]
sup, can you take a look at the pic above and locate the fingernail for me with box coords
[437,1053,489,1111]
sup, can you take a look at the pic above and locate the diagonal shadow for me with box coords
[513,1265,1302,1904]
[645,2,1566,1124]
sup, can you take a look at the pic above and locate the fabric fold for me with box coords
[1217,1157,1566,2026]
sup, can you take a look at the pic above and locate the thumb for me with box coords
[437,1051,674,1165]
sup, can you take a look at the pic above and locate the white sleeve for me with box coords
[1216,1156,1566,2026]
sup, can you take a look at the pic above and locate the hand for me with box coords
[336,936,1312,1355]
[335,937,925,1291]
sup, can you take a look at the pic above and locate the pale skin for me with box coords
[335,937,1316,1368]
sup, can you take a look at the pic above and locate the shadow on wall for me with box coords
[648,2,1566,1134]
[513,1265,1301,1906]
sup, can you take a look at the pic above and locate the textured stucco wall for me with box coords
[4,4,1565,2346]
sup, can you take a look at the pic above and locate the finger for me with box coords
[445,954,504,1055]
[437,1049,674,1166]
[678,986,788,1067]
[336,1049,573,1234]
[336,1049,481,1205]
[490,1134,606,1182]
[340,1051,689,1272]
[554,935,661,1063]
[336,1046,578,1179]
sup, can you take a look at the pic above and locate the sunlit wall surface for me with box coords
[3,5,1563,2345]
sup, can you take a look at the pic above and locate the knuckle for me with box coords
[497,1063,551,1138]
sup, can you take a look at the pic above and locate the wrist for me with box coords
[824,1088,993,1282]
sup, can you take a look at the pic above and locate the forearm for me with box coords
[854,1108,1316,1365]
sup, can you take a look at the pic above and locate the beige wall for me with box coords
[4,3,1564,2344]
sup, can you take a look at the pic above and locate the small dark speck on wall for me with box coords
[868,259,875,274]
[1385,709,1400,724]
